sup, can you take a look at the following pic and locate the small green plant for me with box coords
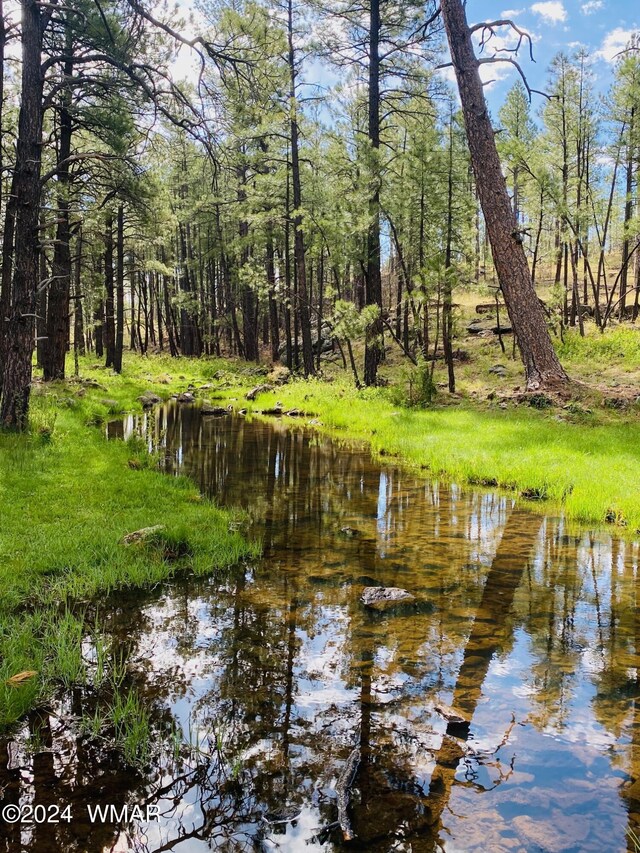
[390,359,437,408]
[110,689,152,766]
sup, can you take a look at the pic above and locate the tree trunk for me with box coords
[113,204,124,372]
[73,230,85,357]
[287,0,314,376]
[443,110,456,393]
[363,0,384,386]
[43,45,73,380]
[104,216,115,367]
[0,0,45,428]
[266,235,280,363]
[440,0,568,390]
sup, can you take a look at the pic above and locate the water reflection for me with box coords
[1,403,640,851]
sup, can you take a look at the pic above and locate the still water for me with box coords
[2,402,640,852]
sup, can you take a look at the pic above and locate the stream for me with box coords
[1,401,640,852]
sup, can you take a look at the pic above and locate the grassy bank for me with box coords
[64,339,640,536]
[211,327,640,535]
[241,379,640,532]
[0,357,259,729]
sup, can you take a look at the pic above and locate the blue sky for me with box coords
[464,0,639,111]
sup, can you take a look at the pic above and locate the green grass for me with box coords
[557,326,640,369]
[0,354,260,728]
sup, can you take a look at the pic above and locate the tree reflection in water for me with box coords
[1,404,638,851]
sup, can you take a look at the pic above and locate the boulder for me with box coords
[266,365,291,385]
[488,364,507,377]
[360,586,415,611]
[246,383,273,401]
[121,525,164,545]
[138,391,162,408]
[177,391,195,403]
[475,302,504,315]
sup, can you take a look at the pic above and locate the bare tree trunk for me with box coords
[0,0,45,428]
[266,235,279,363]
[73,229,85,357]
[440,0,568,390]
[43,27,73,380]
[443,108,456,393]
[287,0,314,376]
[104,216,115,367]
[113,204,124,372]
[363,0,384,386]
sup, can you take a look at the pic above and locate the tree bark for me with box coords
[363,0,384,386]
[0,0,45,428]
[113,204,124,372]
[287,0,314,377]
[104,215,115,367]
[43,43,73,380]
[440,0,568,390]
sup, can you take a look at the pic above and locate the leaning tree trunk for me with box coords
[440,0,568,390]
[0,0,45,428]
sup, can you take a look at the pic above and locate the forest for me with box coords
[2,0,640,850]
[0,0,638,421]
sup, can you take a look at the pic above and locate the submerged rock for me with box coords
[434,702,469,725]
[361,586,415,610]
[121,525,164,545]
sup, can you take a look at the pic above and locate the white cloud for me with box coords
[530,1,567,24]
[595,27,638,62]
[581,0,603,13]
[501,8,525,15]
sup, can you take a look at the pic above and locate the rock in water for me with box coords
[177,391,195,403]
[137,391,162,408]
[361,586,415,610]
[434,702,469,725]
[201,403,229,416]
